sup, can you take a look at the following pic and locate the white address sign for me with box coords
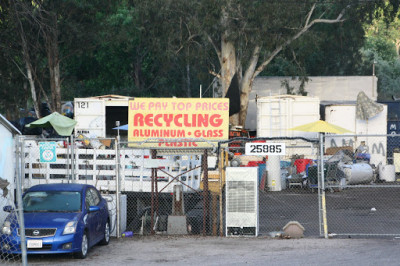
[245,142,286,156]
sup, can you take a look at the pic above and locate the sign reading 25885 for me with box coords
[245,143,286,156]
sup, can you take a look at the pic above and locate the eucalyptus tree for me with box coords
[2,0,112,116]
[167,0,400,126]
[0,1,30,119]
[361,6,400,100]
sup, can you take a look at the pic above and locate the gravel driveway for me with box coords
[27,235,400,266]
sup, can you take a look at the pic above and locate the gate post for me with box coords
[115,136,121,238]
[202,149,209,236]
[219,148,226,237]
[150,149,157,235]
[319,133,329,239]
[16,136,27,265]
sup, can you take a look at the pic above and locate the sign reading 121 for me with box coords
[245,142,286,156]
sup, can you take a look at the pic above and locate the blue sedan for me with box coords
[0,183,110,259]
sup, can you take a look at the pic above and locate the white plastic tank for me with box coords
[343,163,374,185]
[379,164,396,182]
[267,156,282,191]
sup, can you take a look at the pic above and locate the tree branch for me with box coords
[209,70,222,79]
[254,5,348,77]
[207,34,222,65]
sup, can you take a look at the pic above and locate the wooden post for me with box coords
[202,149,209,236]
[212,193,218,236]
[219,149,226,237]
[150,149,156,235]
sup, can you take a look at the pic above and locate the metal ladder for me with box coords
[269,98,282,137]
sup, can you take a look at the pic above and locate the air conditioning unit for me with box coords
[225,167,259,237]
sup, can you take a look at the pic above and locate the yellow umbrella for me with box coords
[289,120,351,239]
[289,120,352,134]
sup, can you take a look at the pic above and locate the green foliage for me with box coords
[1,0,400,119]
[376,59,400,100]
[360,4,400,100]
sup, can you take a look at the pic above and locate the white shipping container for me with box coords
[256,95,320,138]
[74,95,130,138]
[324,104,387,166]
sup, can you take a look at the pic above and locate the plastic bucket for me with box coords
[379,164,396,182]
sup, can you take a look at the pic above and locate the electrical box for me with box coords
[225,167,259,237]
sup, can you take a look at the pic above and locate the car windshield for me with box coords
[23,191,81,212]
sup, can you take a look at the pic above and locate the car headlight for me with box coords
[63,221,77,235]
[1,221,11,235]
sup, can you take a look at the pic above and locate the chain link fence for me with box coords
[218,137,322,237]
[119,139,214,236]
[14,133,400,244]
[20,136,72,188]
[0,189,24,264]
[1,136,27,265]
[323,134,400,237]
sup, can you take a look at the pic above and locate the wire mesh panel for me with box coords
[119,139,215,236]
[219,137,321,238]
[20,136,71,187]
[323,134,400,237]
[0,191,22,264]
[1,137,26,264]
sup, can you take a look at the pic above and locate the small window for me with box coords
[85,188,100,207]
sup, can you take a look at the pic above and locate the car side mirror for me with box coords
[89,206,100,212]
[3,205,13,212]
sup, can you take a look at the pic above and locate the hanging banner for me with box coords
[128,98,230,147]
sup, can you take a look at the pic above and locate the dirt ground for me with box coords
[22,186,400,265]
[26,235,400,266]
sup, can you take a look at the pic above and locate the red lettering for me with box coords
[174,114,182,127]
[198,114,208,127]
[164,114,173,126]
[154,114,163,127]
[183,114,193,127]
[210,114,223,127]
[133,114,144,126]
[144,114,154,126]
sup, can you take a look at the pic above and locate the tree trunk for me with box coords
[220,34,237,126]
[12,1,40,117]
[26,62,40,117]
[217,3,346,128]
[186,63,191,97]
[46,13,61,113]
[239,46,260,126]
[47,48,61,112]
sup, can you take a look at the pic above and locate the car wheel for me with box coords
[100,221,110,245]
[76,232,89,259]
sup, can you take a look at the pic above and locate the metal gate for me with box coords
[217,136,323,238]
[323,134,400,238]
[118,139,215,236]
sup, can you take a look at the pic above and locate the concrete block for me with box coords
[167,215,188,235]
[282,221,305,238]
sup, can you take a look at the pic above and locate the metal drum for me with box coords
[342,163,374,185]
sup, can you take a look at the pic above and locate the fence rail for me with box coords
[12,134,400,243]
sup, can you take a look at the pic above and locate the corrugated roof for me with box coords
[87,95,132,100]
[257,94,319,100]
[0,114,21,135]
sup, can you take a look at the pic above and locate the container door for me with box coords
[74,98,106,138]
